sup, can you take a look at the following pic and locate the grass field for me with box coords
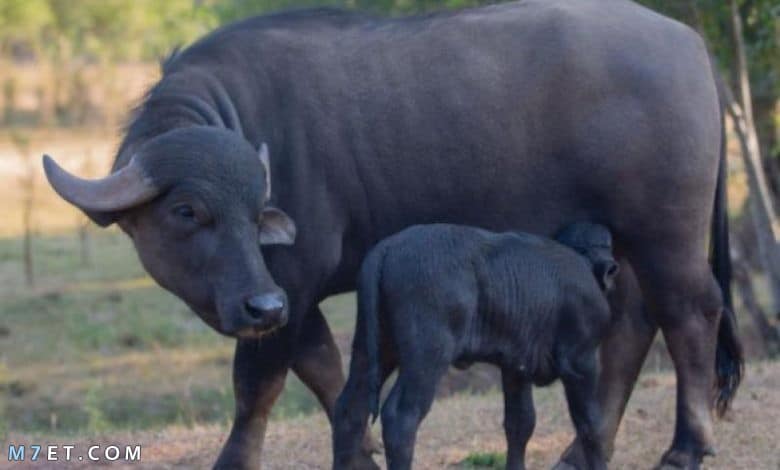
[0,230,362,438]
[2,362,778,469]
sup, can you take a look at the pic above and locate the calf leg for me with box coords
[381,364,446,470]
[293,307,380,466]
[557,262,658,468]
[332,345,385,470]
[560,352,607,470]
[501,368,535,470]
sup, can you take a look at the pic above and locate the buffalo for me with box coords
[43,1,742,468]
[334,222,618,470]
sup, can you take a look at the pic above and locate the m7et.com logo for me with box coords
[7,444,141,463]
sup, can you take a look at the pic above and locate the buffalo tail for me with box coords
[711,99,744,416]
[358,247,386,423]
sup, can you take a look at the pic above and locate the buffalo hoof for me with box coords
[359,457,381,470]
[551,460,578,470]
[552,440,585,470]
[213,457,257,470]
[654,446,715,470]
[344,452,380,470]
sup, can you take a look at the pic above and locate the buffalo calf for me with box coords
[333,223,618,470]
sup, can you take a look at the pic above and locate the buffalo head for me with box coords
[43,127,295,338]
[555,222,619,292]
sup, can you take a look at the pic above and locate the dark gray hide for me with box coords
[334,222,618,470]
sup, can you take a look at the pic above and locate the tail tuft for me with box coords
[714,306,744,416]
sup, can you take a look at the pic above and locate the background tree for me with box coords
[10,131,35,288]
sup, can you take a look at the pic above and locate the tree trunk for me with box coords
[11,131,35,288]
[719,0,780,312]
[754,98,780,198]
[723,87,780,312]
[22,190,34,288]
[733,224,780,357]
[78,148,95,267]
[79,222,92,268]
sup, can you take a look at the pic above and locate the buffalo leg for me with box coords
[292,307,380,461]
[292,306,381,464]
[631,245,724,469]
[501,368,535,470]
[560,352,607,470]
[214,333,292,470]
[292,307,345,414]
[556,262,658,468]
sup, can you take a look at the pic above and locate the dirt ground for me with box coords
[4,361,778,469]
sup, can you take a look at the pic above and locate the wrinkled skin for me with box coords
[334,223,618,470]
[43,1,742,469]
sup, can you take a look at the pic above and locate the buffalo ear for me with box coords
[258,143,271,201]
[259,207,296,245]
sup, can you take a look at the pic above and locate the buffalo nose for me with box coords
[245,293,285,320]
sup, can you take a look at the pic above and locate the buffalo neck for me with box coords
[115,67,258,168]
[112,63,350,242]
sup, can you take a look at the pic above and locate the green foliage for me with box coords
[207,0,342,22]
[0,0,502,60]
[0,1,775,98]
[1,0,218,62]
[636,0,779,97]
[83,381,110,434]
[0,0,54,53]
[460,451,506,469]
[201,0,498,21]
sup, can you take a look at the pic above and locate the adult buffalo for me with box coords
[43,1,742,468]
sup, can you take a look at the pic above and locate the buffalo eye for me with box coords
[172,204,195,219]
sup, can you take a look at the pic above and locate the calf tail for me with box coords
[711,100,744,416]
[358,248,386,423]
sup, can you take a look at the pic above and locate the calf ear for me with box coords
[259,207,296,245]
[595,260,620,291]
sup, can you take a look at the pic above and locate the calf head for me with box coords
[43,127,295,338]
[556,222,619,291]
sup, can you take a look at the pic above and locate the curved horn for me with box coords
[258,143,271,201]
[42,154,160,212]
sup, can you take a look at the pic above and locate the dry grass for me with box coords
[4,361,777,469]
